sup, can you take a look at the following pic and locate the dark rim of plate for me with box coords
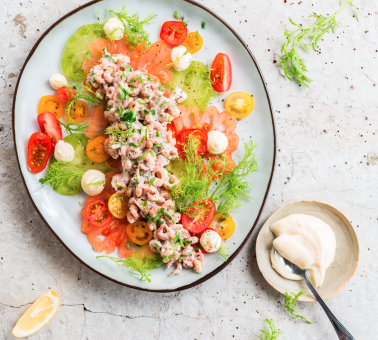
[12,0,277,293]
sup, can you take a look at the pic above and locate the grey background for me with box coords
[0,0,377,339]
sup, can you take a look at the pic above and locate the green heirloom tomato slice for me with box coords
[165,61,218,112]
[61,24,105,81]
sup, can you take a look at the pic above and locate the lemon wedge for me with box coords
[12,290,60,338]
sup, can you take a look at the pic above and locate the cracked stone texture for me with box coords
[0,0,377,339]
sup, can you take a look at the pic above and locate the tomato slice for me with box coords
[160,21,188,46]
[108,193,128,219]
[225,92,253,119]
[179,129,207,154]
[182,199,216,234]
[210,213,236,240]
[27,132,53,173]
[37,112,63,147]
[85,199,112,228]
[210,53,232,93]
[37,95,64,119]
[65,100,89,123]
[57,86,76,103]
[126,221,153,246]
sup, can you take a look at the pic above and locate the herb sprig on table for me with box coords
[258,319,282,340]
[280,0,358,87]
[283,290,313,324]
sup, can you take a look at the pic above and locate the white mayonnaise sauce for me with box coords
[270,214,336,288]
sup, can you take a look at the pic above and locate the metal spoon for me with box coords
[273,247,355,340]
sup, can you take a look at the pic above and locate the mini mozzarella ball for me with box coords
[54,140,75,162]
[104,17,124,40]
[49,74,67,90]
[200,230,222,253]
[171,46,192,71]
[81,170,106,196]
[207,131,229,154]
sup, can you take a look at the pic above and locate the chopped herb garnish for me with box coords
[149,177,156,187]
[174,11,179,20]
[201,21,206,29]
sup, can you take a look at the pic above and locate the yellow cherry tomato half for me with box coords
[38,95,64,119]
[210,213,236,241]
[126,221,153,245]
[108,193,128,219]
[181,32,203,54]
[225,92,254,119]
[65,100,89,123]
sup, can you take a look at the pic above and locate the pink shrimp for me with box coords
[168,262,183,278]
[156,225,175,241]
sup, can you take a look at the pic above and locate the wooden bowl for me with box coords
[256,201,359,302]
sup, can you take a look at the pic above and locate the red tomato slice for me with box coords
[210,53,232,93]
[85,199,112,228]
[160,21,188,46]
[182,199,216,234]
[27,132,52,173]
[37,112,63,147]
[178,129,208,154]
[57,86,76,103]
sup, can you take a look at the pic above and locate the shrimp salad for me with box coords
[31,8,257,282]
[86,50,203,275]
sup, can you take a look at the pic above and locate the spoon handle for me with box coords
[302,272,355,340]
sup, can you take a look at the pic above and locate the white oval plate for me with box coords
[12,0,276,292]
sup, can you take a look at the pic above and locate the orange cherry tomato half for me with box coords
[160,21,188,46]
[86,135,110,163]
[210,53,232,93]
[108,193,128,219]
[85,199,112,228]
[126,221,153,246]
[181,32,203,54]
[37,95,64,119]
[65,100,89,123]
[210,213,236,240]
[27,132,53,173]
[182,199,216,234]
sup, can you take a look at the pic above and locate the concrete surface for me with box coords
[0,0,377,339]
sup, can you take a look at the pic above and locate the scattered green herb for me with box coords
[201,21,206,29]
[85,51,92,60]
[280,0,358,87]
[258,319,282,340]
[218,244,229,262]
[283,290,312,324]
[174,11,179,20]
[84,178,106,187]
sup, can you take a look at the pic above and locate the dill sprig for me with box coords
[110,7,155,48]
[258,319,282,340]
[210,141,258,216]
[218,244,229,262]
[283,290,313,324]
[280,0,358,87]
[39,161,84,190]
[97,254,151,284]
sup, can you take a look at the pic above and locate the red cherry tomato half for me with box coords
[160,21,188,46]
[27,132,53,173]
[182,199,216,234]
[178,129,208,154]
[210,53,232,93]
[85,199,112,228]
[57,86,76,103]
[37,112,63,147]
